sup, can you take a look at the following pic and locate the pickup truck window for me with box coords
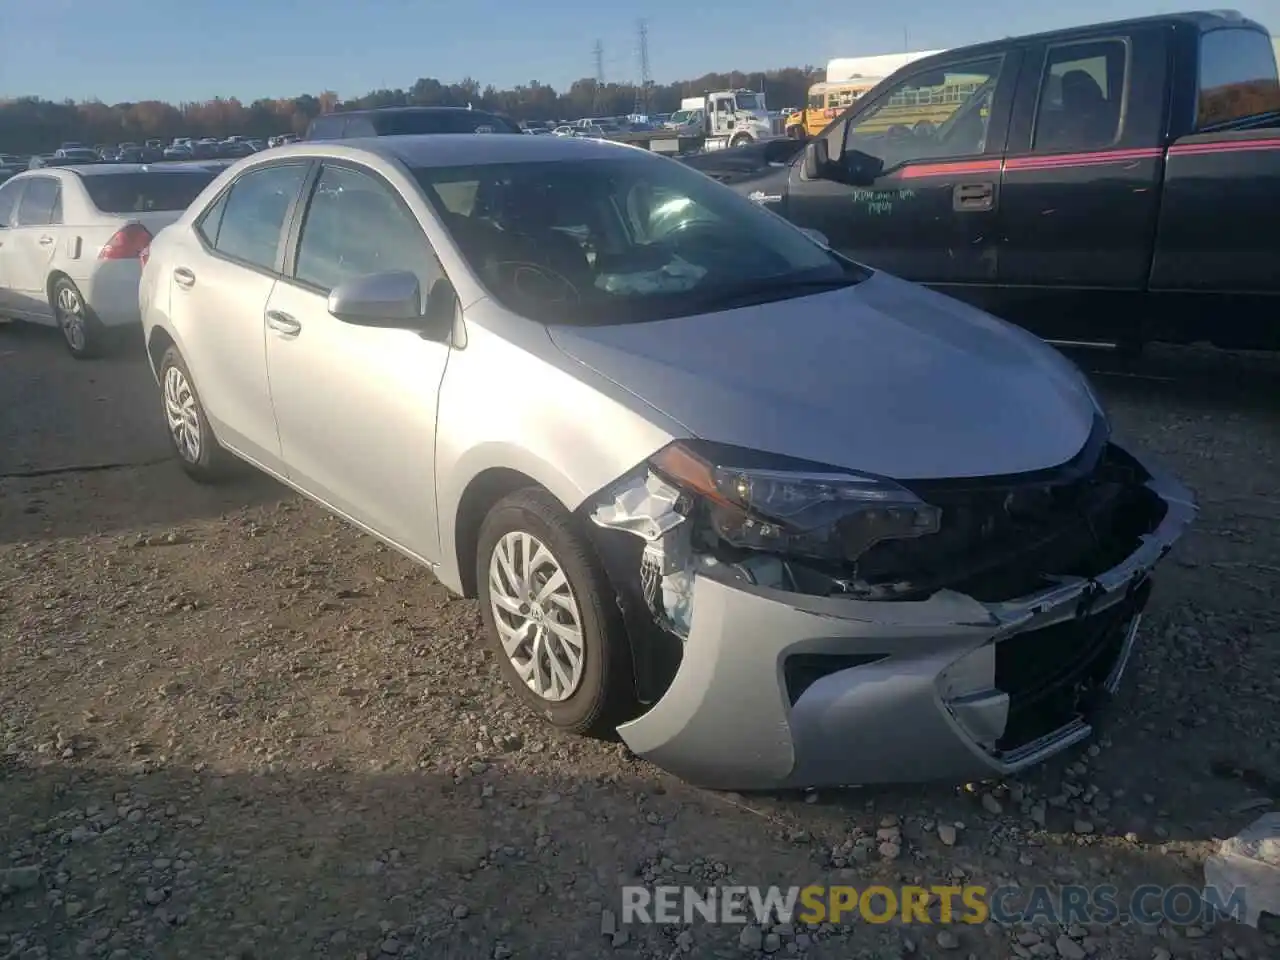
[1033,39,1128,152]
[841,57,1002,170]
[1197,28,1280,127]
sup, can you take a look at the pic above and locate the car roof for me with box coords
[13,162,230,179]
[336,106,503,117]
[268,133,640,168]
[908,9,1267,70]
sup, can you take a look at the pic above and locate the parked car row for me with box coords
[0,160,229,356]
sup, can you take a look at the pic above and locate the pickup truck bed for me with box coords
[681,10,1280,352]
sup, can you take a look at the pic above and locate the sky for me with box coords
[1,0,1277,104]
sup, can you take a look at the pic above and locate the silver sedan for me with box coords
[138,133,1195,790]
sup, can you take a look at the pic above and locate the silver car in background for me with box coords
[138,134,1195,790]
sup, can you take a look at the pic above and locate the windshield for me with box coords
[413,155,865,326]
[82,171,219,213]
[734,93,764,112]
[668,110,694,124]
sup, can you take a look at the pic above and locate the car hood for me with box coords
[547,271,1100,480]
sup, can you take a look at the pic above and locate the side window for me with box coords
[293,164,439,295]
[15,178,61,227]
[1032,40,1128,152]
[1197,28,1280,127]
[0,180,24,228]
[195,190,229,247]
[842,57,1003,168]
[214,163,308,271]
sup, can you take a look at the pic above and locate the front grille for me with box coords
[993,579,1151,753]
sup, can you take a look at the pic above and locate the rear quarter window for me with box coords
[82,172,218,213]
[307,116,348,139]
[1197,28,1280,127]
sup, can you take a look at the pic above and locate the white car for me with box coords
[0,163,221,357]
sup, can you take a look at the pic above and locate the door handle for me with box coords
[266,309,301,336]
[173,267,195,289]
[38,235,54,246]
[953,182,995,212]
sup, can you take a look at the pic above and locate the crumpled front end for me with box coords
[588,434,1196,791]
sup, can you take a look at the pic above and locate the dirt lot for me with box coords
[1,322,1278,960]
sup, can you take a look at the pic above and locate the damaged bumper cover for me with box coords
[596,446,1197,791]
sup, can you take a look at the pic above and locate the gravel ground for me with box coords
[2,322,1278,960]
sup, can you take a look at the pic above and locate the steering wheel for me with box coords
[913,120,936,138]
[887,124,913,141]
[490,260,580,304]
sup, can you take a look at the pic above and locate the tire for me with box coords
[51,276,107,360]
[730,134,752,148]
[157,345,235,483]
[476,487,636,737]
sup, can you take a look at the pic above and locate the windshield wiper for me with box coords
[687,275,860,312]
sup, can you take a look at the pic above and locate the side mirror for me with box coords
[802,138,829,180]
[842,149,885,187]
[798,227,829,247]
[328,270,423,327]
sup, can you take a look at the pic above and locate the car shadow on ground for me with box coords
[0,759,1272,959]
[1078,344,1280,414]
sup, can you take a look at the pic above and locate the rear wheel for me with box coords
[476,487,636,736]
[51,277,106,359]
[157,345,235,483]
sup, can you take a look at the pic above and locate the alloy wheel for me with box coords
[162,365,202,463]
[487,531,586,702]
[55,285,87,352]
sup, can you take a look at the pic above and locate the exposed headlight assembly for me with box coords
[650,441,941,562]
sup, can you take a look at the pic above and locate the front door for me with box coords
[784,52,1019,304]
[265,161,452,563]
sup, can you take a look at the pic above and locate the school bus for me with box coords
[785,79,881,139]
[848,73,991,134]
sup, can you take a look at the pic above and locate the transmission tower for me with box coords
[593,40,605,113]
[635,20,651,116]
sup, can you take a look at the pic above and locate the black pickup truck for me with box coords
[682,10,1280,352]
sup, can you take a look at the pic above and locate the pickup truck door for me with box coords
[993,26,1170,344]
[783,50,1020,301]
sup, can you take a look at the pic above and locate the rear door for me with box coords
[784,50,1020,298]
[6,176,64,320]
[994,26,1170,343]
[0,177,28,312]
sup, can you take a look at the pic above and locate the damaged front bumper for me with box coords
[596,445,1197,791]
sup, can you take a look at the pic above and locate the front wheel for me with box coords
[157,345,235,483]
[730,133,753,148]
[476,487,636,736]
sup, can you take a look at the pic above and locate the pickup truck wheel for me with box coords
[51,277,106,360]
[157,345,236,483]
[476,488,636,737]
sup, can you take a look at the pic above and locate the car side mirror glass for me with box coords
[802,138,830,180]
[327,270,424,329]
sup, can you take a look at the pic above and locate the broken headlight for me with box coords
[650,441,941,562]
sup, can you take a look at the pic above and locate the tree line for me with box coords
[0,68,821,154]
